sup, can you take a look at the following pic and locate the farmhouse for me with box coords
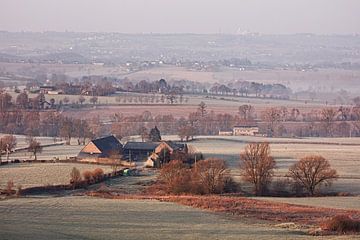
[77,135,123,161]
[123,141,188,163]
[233,124,259,136]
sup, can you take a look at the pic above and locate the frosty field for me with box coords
[0,163,112,188]
[0,196,357,240]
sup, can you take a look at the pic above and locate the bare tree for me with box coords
[192,158,230,194]
[1,135,17,161]
[27,137,42,161]
[197,101,207,117]
[240,142,276,195]
[320,108,337,136]
[238,104,253,121]
[262,108,282,137]
[287,155,338,196]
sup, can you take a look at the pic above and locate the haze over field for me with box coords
[1,0,360,34]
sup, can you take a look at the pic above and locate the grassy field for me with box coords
[0,196,357,240]
[189,136,360,194]
[0,163,112,188]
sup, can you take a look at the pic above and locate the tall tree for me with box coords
[197,101,207,117]
[238,104,253,121]
[149,126,161,142]
[320,108,337,137]
[1,135,17,161]
[262,107,282,137]
[240,142,276,195]
[287,155,338,196]
[27,137,42,161]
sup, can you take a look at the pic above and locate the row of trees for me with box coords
[0,110,93,143]
[158,142,338,196]
[210,81,292,99]
[105,102,360,140]
[240,143,338,196]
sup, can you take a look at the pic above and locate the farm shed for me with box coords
[77,135,123,161]
[123,142,160,161]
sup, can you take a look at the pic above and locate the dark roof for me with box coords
[91,135,123,153]
[233,124,258,128]
[165,141,187,151]
[123,142,160,151]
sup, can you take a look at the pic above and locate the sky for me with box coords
[1,0,360,34]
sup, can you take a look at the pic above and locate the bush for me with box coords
[158,160,191,194]
[93,168,104,179]
[83,170,94,181]
[322,215,360,233]
[6,180,14,195]
[157,158,236,195]
[70,167,81,185]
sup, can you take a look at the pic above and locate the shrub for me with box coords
[158,160,191,194]
[157,158,235,195]
[6,180,14,195]
[70,167,81,185]
[16,185,22,197]
[322,215,360,233]
[93,168,104,179]
[83,170,94,181]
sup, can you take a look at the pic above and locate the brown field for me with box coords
[253,197,360,211]
[62,95,331,120]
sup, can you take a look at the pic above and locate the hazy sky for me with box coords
[1,0,360,34]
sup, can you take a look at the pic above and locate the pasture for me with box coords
[0,196,356,240]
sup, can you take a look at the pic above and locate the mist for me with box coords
[1,0,360,34]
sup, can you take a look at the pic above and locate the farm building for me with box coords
[145,141,189,167]
[123,141,188,163]
[233,125,259,136]
[77,135,123,161]
[154,141,188,155]
[218,129,233,136]
[122,142,160,161]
